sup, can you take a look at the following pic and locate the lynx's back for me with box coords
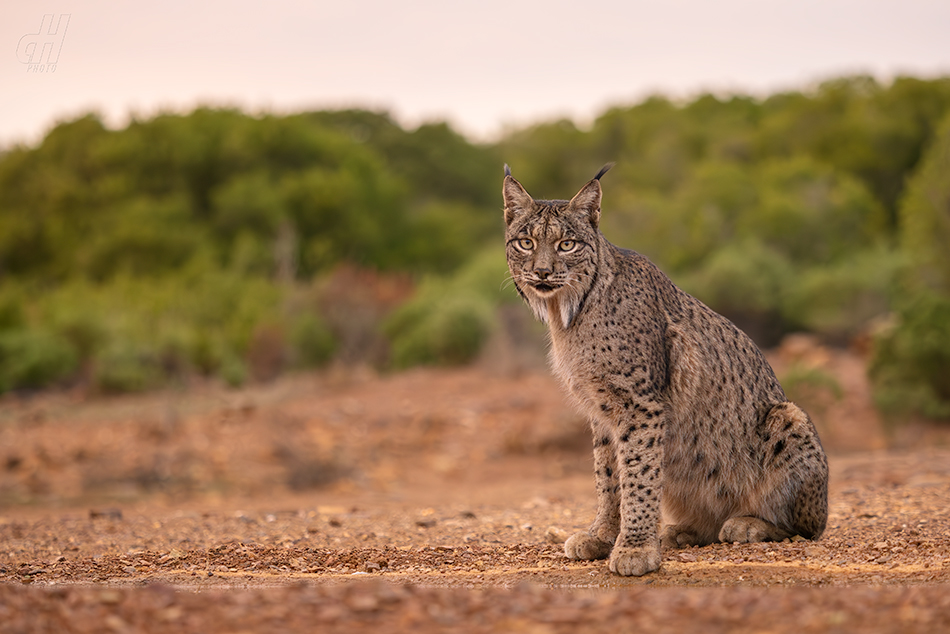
[503,165,828,576]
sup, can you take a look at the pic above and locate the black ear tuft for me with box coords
[503,168,534,226]
[594,163,615,181]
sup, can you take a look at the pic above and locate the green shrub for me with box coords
[780,364,843,406]
[290,314,336,368]
[869,290,950,419]
[387,292,494,368]
[747,157,884,265]
[400,200,500,273]
[453,247,522,305]
[53,312,106,361]
[869,113,950,420]
[218,350,248,388]
[781,247,904,340]
[0,287,26,332]
[680,239,793,315]
[900,112,950,292]
[658,162,758,270]
[184,329,221,375]
[93,340,163,394]
[677,240,793,345]
[384,248,514,368]
[0,329,79,392]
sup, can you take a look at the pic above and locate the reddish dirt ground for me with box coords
[2,338,950,632]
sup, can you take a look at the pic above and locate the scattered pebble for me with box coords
[89,508,123,520]
[545,527,569,544]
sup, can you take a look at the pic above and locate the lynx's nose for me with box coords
[535,267,552,280]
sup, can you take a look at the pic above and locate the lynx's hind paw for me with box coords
[661,525,707,549]
[719,516,791,543]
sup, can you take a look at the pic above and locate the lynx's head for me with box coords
[503,164,612,329]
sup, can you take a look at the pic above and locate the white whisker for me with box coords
[500,275,519,292]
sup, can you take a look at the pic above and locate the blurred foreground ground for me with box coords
[1,339,950,632]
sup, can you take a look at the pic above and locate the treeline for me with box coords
[0,109,500,280]
[1,75,950,418]
[0,108,510,393]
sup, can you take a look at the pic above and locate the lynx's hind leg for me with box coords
[721,402,828,544]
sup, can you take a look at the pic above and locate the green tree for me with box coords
[870,112,950,418]
[900,112,950,292]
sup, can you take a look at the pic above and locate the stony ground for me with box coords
[1,340,950,632]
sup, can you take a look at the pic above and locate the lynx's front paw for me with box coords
[564,532,613,560]
[608,545,661,576]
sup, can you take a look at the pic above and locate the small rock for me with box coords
[98,590,122,604]
[347,592,379,612]
[159,549,185,563]
[159,607,183,622]
[364,561,381,573]
[545,526,569,545]
[89,508,123,520]
[415,518,437,528]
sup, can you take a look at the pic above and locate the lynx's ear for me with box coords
[503,164,535,226]
[569,164,612,229]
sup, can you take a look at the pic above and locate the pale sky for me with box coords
[2,0,950,148]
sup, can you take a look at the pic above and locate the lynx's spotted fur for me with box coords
[503,165,828,576]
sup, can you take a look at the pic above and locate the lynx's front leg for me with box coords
[609,415,664,576]
[564,428,619,561]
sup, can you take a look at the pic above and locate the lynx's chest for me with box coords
[548,324,615,422]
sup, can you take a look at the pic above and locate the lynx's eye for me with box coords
[517,238,534,251]
[558,239,577,252]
